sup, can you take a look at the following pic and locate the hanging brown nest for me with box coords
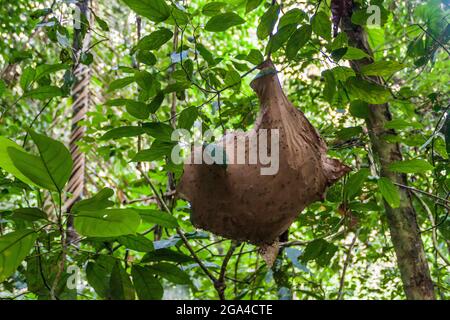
[177,60,350,245]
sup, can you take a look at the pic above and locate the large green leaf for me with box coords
[267,24,297,54]
[125,100,151,120]
[141,248,194,264]
[388,159,434,174]
[8,130,73,192]
[279,8,307,29]
[377,177,400,208]
[24,86,63,100]
[108,77,135,92]
[205,12,245,32]
[135,29,173,51]
[71,188,115,213]
[100,126,144,141]
[131,141,175,162]
[86,255,115,299]
[245,49,264,65]
[178,107,199,130]
[143,123,174,141]
[0,229,37,282]
[110,261,135,300]
[202,2,226,16]
[131,265,164,300]
[311,11,331,41]
[20,67,36,90]
[257,4,280,40]
[146,262,191,285]
[12,208,47,222]
[344,168,370,199]
[74,209,141,237]
[35,63,68,81]
[117,234,154,252]
[246,0,263,13]
[360,61,406,77]
[300,239,337,267]
[0,136,36,186]
[135,209,179,228]
[286,24,312,60]
[122,0,170,23]
[345,77,391,104]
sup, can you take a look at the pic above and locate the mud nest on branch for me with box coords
[178,60,350,245]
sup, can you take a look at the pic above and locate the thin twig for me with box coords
[337,230,359,300]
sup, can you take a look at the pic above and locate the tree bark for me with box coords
[65,0,92,240]
[338,2,435,299]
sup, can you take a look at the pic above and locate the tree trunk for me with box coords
[65,0,92,240]
[337,1,435,299]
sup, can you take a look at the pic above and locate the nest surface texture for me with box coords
[178,60,350,245]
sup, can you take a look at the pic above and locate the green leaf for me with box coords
[245,49,264,65]
[131,265,163,300]
[0,80,5,97]
[377,177,400,208]
[118,234,154,252]
[110,261,135,300]
[86,256,115,299]
[146,262,191,285]
[24,86,63,100]
[135,209,179,228]
[331,66,355,82]
[342,47,370,60]
[349,100,369,119]
[345,77,390,104]
[205,12,245,32]
[125,100,150,120]
[0,229,37,282]
[438,217,450,241]
[134,70,154,91]
[286,24,312,60]
[0,136,36,186]
[360,61,406,77]
[131,141,175,162]
[224,67,241,90]
[321,69,336,103]
[8,130,73,192]
[148,92,165,113]
[344,168,370,199]
[301,239,337,267]
[257,4,280,40]
[267,24,297,54]
[35,63,68,81]
[136,50,156,66]
[74,209,141,237]
[71,188,115,213]
[136,28,173,51]
[142,122,174,141]
[246,0,263,13]
[311,11,331,41]
[122,0,170,23]
[20,67,36,90]
[202,2,226,16]
[388,159,434,174]
[178,106,198,130]
[12,208,47,221]
[100,126,144,140]
[278,8,307,29]
[108,77,135,92]
[384,119,423,130]
[141,248,194,264]
[95,15,109,31]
